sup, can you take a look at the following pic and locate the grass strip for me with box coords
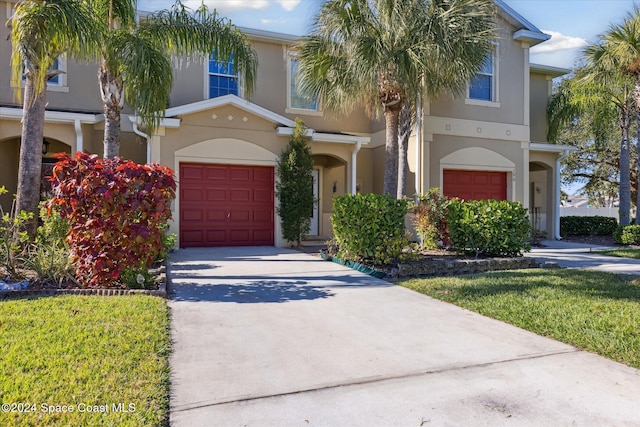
[0,295,170,427]
[596,248,640,259]
[400,269,640,369]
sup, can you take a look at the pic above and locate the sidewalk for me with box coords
[526,239,640,274]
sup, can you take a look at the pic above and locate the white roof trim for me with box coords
[127,115,182,128]
[164,94,296,127]
[530,63,570,77]
[513,29,550,46]
[530,142,577,153]
[0,107,101,124]
[276,126,370,145]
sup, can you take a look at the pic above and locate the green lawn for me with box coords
[0,295,170,427]
[400,269,640,369]
[596,248,640,259]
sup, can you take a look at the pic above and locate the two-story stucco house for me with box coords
[0,0,572,248]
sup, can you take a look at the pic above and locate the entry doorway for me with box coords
[309,169,319,235]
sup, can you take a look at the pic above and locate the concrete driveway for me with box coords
[168,247,640,426]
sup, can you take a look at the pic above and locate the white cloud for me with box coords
[532,30,589,54]
[275,0,301,11]
[184,0,270,10]
[262,18,286,25]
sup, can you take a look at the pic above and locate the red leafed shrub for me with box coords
[48,152,176,288]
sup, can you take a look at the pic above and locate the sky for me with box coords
[138,0,640,70]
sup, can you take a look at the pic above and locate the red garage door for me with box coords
[443,169,507,201]
[180,163,274,247]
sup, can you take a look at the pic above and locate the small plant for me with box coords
[156,227,177,262]
[0,186,32,277]
[120,266,155,289]
[412,188,450,249]
[530,229,547,246]
[22,203,75,286]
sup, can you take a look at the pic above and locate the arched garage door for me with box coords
[179,163,274,247]
[443,169,507,201]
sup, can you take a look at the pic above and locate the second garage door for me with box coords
[443,169,507,201]
[180,163,274,247]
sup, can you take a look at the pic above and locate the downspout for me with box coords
[414,93,422,197]
[132,121,151,164]
[74,119,83,153]
[555,149,570,240]
[351,141,362,195]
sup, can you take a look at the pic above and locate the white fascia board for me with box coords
[0,107,100,124]
[494,0,543,34]
[276,126,370,145]
[165,94,296,127]
[128,115,182,128]
[239,27,299,44]
[275,127,314,137]
[530,142,577,152]
[312,132,370,145]
[513,29,550,47]
[530,63,570,78]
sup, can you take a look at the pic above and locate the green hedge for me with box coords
[614,225,640,245]
[560,216,618,236]
[331,193,408,265]
[447,199,531,257]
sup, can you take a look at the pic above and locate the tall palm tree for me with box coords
[295,0,496,196]
[547,62,635,225]
[10,0,98,236]
[590,8,640,221]
[91,0,257,158]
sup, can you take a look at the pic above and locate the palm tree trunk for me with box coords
[15,77,46,238]
[619,108,631,225]
[637,113,640,223]
[397,104,412,199]
[383,105,401,196]
[99,63,123,159]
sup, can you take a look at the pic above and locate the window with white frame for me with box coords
[208,53,238,98]
[288,56,319,112]
[468,51,496,102]
[17,55,67,90]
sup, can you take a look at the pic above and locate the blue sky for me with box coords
[138,0,640,69]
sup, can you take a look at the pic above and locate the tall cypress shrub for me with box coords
[276,118,316,246]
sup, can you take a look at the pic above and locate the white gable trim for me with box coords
[164,94,296,127]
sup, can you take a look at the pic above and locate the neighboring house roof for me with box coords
[530,63,570,78]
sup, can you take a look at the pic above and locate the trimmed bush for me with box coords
[614,225,640,245]
[560,216,617,236]
[49,152,176,288]
[447,199,531,257]
[412,188,450,249]
[331,193,408,265]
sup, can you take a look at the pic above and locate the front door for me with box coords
[309,169,319,235]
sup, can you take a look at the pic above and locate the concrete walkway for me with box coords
[526,239,640,274]
[168,246,640,426]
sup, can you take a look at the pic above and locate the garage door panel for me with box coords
[206,189,227,202]
[229,189,251,202]
[443,169,506,201]
[180,163,274,247]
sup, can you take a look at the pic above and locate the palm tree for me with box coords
[91,0,257,158]
[295,0,496,196]
[547,61,636,225]
[590,8,640,221]
[9,0,98,235]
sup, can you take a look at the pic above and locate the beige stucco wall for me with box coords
[530,72,552,143]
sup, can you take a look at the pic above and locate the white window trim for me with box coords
[203,54,243,100]
[466,44,499,107]
[285,51,322,116]
[11,54,69,93]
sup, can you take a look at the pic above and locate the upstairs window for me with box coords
[18,55,67,91]
[469,53,495,102]
[208,54,238,98]
[287,56,319,112]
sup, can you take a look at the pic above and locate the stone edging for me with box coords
[0,263,167,300]
[388,257,539,279]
